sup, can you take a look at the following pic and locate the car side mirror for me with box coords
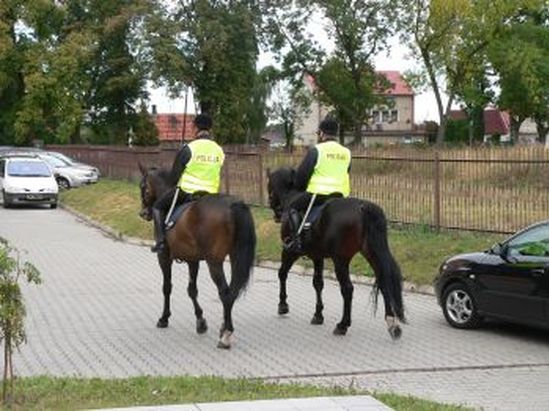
[490,243,504,256]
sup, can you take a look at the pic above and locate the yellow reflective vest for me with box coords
[306,141,351,196]
[177,139,225,194]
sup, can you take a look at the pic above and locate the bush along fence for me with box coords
[47,144,549,234]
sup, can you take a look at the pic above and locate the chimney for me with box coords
[151,104,157,115]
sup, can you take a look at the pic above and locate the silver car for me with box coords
[46,151,101,178]
[36,153,99,189]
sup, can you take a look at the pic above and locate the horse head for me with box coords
[267,167,296,223]
[138,163,158,221]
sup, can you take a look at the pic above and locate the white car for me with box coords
[0,156,59,208]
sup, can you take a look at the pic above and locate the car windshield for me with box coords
[42,155,70,168]
[7,160,52,177]
[49,152,77,165]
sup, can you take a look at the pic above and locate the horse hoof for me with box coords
[217,331,232,349]
[156,318,169,328]
[278,303,289,315]
[310,315,324,325]
[388,325,402,340]
[196,318,208,334]
[333,324,348,335]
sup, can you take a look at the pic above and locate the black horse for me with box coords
[138,164,256,349]
[267,167,405,339]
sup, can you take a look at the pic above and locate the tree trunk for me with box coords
[284,120,294,152]
[509,115,524,144]
[339,125,345,145]
[353,120,362,146]
[437,94,455,145]
[535,117,549,144]
[471,106,485,144]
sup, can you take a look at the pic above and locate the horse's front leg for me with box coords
[311,258,325,325]
[278,250,299,315]
[333,257,353,335]
[206,261,234,349]
[157,250,173,328]
[187,261,207,334]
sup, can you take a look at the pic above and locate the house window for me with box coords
[382,110,398,123]
[372,110,381,123]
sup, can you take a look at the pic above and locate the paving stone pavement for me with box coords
[1,207,549,410]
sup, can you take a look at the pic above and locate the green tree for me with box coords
[263,0,394,144]
[131,102,159,146]
[0,238,41,405]
[398,0,540,144]
[85,0,151,144]
[147,0,261,144]
[268,79,312,150]
[489,7,549,143]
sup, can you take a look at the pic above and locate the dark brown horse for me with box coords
[267,167,405,339]
[138,164,256,349]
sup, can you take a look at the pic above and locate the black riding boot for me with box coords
[283,208,303,253]
[151,208,167,253]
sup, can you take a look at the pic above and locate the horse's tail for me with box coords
[229,201,256,299]
[362,202,405,322]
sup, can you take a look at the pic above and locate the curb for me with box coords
[60,203,435,296]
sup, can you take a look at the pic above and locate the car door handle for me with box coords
[531,268,545,277]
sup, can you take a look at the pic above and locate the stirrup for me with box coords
[283,237,302,253]
[150,242,166,253]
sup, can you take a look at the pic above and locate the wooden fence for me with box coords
[48,144,549,234]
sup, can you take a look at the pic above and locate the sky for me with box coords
[148,33,445,124]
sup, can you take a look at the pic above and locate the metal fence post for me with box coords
[224,157,230,195]
[434,151,441,231]
[257,153,264,206]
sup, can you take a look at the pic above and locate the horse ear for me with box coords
[138,162,147,176]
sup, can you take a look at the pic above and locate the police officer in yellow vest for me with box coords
[284,118,351,252]
[151,114,225,252]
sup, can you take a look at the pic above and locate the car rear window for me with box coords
[7,160,52,177]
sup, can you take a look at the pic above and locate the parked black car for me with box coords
[435,221,549,330]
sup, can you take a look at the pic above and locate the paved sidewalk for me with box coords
[99,396,391,411]
[1,207,549,410]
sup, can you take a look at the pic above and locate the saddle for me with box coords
[303,203,326,227]
[165,201,195,231]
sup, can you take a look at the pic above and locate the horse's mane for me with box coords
[273,167,296,188]
[149,167,174,186]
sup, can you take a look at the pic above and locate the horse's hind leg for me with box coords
[187,261,207,334]
[311,258,325,325]
[207,261,234,349]
[157,251,173,328]
[278,250,299,315]
[332,257,353,335]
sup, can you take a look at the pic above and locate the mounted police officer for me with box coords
[151,113,225,252]
[284,118,351,252]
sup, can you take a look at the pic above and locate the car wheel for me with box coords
[2,191,10,209]
[50,202,58,209]
[56,177,70,190]
[442,282,482,329]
